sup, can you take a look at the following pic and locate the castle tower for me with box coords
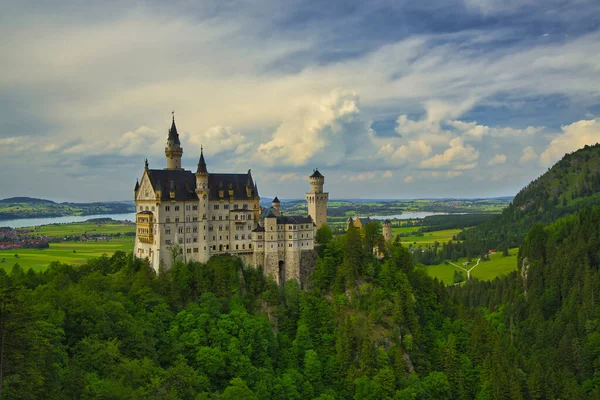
[272,196,281,216]
[383,219,392,242]
[195,147,210,262]
[165,113,183,170]
[306,169,328,229]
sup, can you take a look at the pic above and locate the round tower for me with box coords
[305,169,329,230]
[383,219,392,242]
[272,196,281,216]
[195,147,209,262]
[165,113,183,170]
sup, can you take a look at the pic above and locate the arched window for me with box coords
[236,245,239,250]
[235,215,238,220]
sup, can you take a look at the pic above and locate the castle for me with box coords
[133,116,328,285]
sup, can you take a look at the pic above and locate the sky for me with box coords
[1,0,600,202]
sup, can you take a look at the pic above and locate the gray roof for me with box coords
[168,117,180,145]
[310,169,323,178]
[145,169,258,201]
[359,217,371,226]
[196,148,207,173]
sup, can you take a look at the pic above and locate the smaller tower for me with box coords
[272,196,281,216]
[165,113,183,170]
[195,147,210,262]
[383,219,392,242]
[306,169,329,230]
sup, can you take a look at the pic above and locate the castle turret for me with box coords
[305,169,328,230]
[383,219,392,242]
[195,147,210,262]
[272,196,281,216]
[165,113,183,170]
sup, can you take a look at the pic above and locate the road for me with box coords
[449,257,481,280]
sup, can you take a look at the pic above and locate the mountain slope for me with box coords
[0,197,135,220]
[460,143,600,249]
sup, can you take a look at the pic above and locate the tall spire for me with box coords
[196,145,207,174]
[168,111,180,145]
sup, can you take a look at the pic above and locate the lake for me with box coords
[370,212,465,220]
[0,213,137,228]
[1,210,462,228]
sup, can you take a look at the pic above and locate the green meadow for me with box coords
[18,221,135,237]
[0,237,134,272]
[398,228,463,246]
[422,247,519,284]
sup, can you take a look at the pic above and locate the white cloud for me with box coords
[448,171,463,178]
[420,137,479,169]
[519,146,538,164]
[487,154,507,166]
[382,170,393,178]
[343,172,376,181]
[257,89,362,166]
[540,119,600,166]
[187,125,249,155]
[404,175,414,183]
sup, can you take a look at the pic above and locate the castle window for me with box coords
[219,216,222,220]
[212,216,216,221]
[178,227,183,234]
[178,238,183,244]
[226,245,229,249]
[243,204,248,209]
[224,204,229,209]
[193,227,198,233]
[235,215,238,221]
[139,206,143,211]
[241,215,245,220]
[248,233,252,239]
[186,205,190,211]
[236,245,239,250]
[271,244,273,248]
[258,235,262,239]
[248,224,252,230]
[249,244,252,249]
[192,205,198,211]
[289,244,292,247]
[193,237,197,243]
[166,217,171,223]
[213,236,215,241]
[289,235,292,239]
[219,225,223,231]
[270,235,273,240]
[165,229,171,234]
[248,214,252,220]
[193,248,198,253]
[145,206,149,211]
[186,216,190,222]
[175,206,180,211]
[175,217,179,223]
[152,206,155,211]
[204,236,206,240]
[186,238,191,243]
[187,248,191,254]
[214,205,219,210]
[165,206,170,211]
[193,217,198,222]
[208,225,213,231]
[234,204,239,210]
[242,244,245,249]
[165,239,171,245]
[212,245,216,250]
[241,234,245,240]
[219,236,222,240]
[225,215,228,220]
[186,227,191,233]
[235,235,239,240]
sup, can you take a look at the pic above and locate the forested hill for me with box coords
[460,143,600,250]
[0,197,135,220]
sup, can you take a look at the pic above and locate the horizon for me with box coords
[1,1,599,201]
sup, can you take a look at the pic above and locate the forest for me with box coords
[1,205,600,399]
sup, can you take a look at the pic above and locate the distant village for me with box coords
[0,221,134,251]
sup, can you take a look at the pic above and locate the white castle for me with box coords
[133,115,328,285]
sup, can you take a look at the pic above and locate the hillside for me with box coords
[0,197,135,220]
[460,143,600,250]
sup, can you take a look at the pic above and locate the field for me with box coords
[0,237,134,272]
[398,228,462,246]
[18,221,135,237]
[422,247,519,284]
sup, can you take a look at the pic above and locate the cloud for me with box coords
[519,146,538,164]
[404,176,414,183]
[187,125,250,156]
[257,89,363,167]
[343,172,376,181]
[487,154,507,166]
[382,170,393,178]
[540,119,600,166]
[420,137,479,169]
